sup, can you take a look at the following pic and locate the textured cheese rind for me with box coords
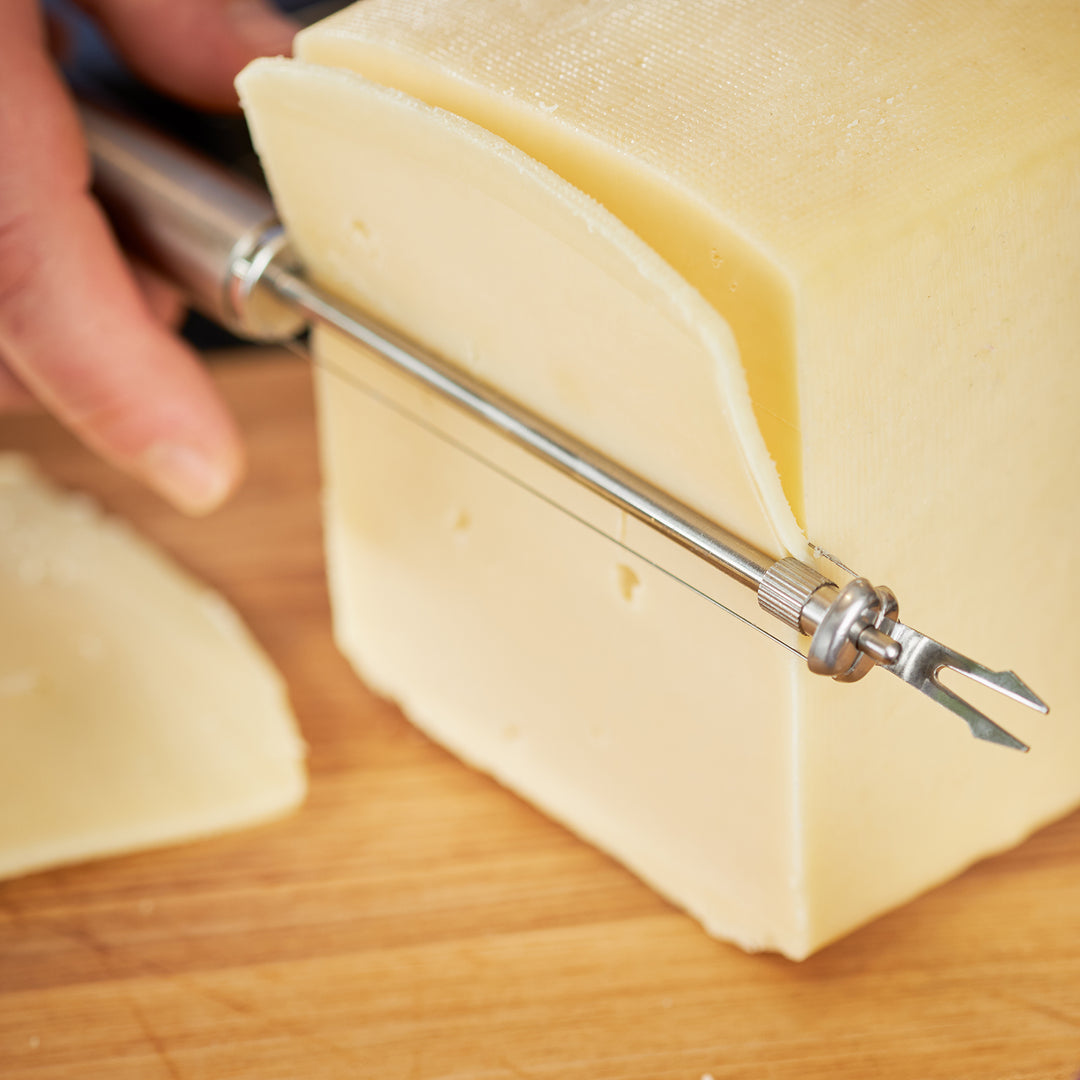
[300,0,1079,263]
[240,3,1080,956]
[0,456,307,880]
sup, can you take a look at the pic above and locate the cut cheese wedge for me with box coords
[0,456,306,880]
[238,2,1080,958]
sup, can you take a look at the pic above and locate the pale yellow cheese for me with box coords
[0,456,306,879]
[238,1,1080,957]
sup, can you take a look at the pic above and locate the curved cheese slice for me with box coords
[240,61,797,558]
[0,457,306,879]
[238,2,1080,958]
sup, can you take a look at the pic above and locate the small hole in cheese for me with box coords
[615,563,641,604]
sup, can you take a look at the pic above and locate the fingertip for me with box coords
[126,338,247,516]
[141,432,245,515]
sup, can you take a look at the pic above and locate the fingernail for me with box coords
[143,442,234,516]
[227,0,299,56]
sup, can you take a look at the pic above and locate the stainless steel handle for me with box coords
[80,103,303,341]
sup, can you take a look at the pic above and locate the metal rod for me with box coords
[262,261,776,591]
[80,102,1047,747]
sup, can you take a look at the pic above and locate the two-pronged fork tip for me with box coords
[881,621,1046,753]
[960,669,1049,753]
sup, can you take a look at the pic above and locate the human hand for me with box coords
[0,0,296,512]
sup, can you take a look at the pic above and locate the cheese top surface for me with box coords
[301,0,1080,269]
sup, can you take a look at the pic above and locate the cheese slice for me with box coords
[0,456,306,879]
[238,1,1080,957]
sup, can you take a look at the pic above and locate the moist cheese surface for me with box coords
[0,457,306,879]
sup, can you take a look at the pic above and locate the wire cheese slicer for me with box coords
[80,104,1049,752]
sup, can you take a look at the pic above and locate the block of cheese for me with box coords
[238,1,1080,957]
[0,456,306,880]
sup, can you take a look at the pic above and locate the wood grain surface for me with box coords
[1,353,1078,1080]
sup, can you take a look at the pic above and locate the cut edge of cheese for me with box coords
[0,454,308,881]
[296,31,806,532]
[309,344,813,956]
[239,56,805,559]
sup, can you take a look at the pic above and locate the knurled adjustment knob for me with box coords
[757,556,832,631]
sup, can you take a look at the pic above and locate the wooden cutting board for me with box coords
[1,353,1078,1080]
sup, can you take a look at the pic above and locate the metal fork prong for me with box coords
[919,676,1031,752]
[937,652,1049,714]
[880,621,1036,751]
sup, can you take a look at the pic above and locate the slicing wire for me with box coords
[77,100,1046,748]
[282,336,806,660]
